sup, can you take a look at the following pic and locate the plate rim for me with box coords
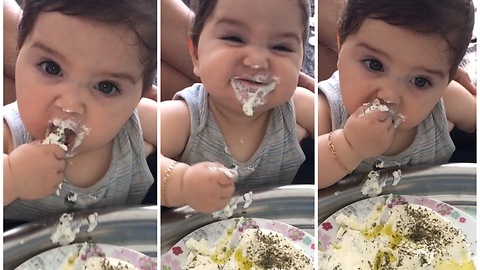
[14,242,156,270]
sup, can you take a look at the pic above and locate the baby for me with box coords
[318,0,476,187]
[3,0,157,221]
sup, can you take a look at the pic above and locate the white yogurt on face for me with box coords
[231,75,279,116]
[42,118,90,156]
[360,98,406,128]
[320,203,475,270]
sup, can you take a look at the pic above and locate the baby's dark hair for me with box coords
[338,0,474,80]
[189,0,311,48]
[18,0,157,92]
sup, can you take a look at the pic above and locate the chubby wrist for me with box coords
[330,129,363,171]
[3,154,18,205]
[161,161,189,207]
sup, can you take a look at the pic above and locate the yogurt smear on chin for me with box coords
[231,75,279,116]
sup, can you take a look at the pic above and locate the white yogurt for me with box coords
[83,256,138,270]
[50,213,80,246]
[42,118,90,156]
[320,203,475,270]
[231,75,279,116]
[186,226,313,269]
[360,98,406,128]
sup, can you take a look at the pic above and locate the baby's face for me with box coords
[190,0,305,116]
[15,12,144,153]
[337,18,451,130]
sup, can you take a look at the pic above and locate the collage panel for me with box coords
[318,0,477,269]
[160,0,316,269]
[3,0,158,269]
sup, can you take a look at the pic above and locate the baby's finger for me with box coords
[43,144,67,159]
[208,166,238,184]
[375,111,393,122]
[219,185,236,200]
[351,105,369,117]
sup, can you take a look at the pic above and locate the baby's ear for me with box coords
[188,37,200,77]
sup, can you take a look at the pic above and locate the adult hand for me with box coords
[143,84,158,101]
[298,72,314,92]
[454,66,476,96]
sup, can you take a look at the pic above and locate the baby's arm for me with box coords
[317,96,361,188]
[293,87,315,139]
[137,97,157,154]
[443,80,476,133]
[3,121,67,205]
[160,100,236,213]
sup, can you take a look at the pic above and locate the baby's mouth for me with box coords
[360,99,406,128]
[231,75,279,116]
[45,123,77,151]
[231,75,276,90]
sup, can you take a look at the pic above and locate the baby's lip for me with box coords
[232,77,269,86]
[232,73,277,84]
[231,76,278,92]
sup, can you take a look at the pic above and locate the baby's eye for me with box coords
[410,77,431,88]
[94,81,119,95]
[272,45,292,52]
[363,59,384,72]
[39,61,62,76]
[221,35,243,43]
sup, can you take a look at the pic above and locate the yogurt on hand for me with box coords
[320,203,475,270]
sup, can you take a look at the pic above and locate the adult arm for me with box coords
[4,0,22,104]
[161,0,198,83]
[444,80,476,133]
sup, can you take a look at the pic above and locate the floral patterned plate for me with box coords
[161,217,315,270]
[14,242,157,270]
[318,194,476,254]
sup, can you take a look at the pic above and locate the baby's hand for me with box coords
[6,141,67,200]
[182,162,237,213]
[343,105,395,159]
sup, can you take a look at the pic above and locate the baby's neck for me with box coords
[63,141,113,188]
[383,127,417,156]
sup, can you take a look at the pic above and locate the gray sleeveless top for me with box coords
[3,102,154,221]
[319,71,455,173]
[174,83,306,189]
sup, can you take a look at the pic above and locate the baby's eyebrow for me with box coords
[413,65,446,79]
[215,18,302,44]
[97,71,138,84]
[31,42,66,63]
